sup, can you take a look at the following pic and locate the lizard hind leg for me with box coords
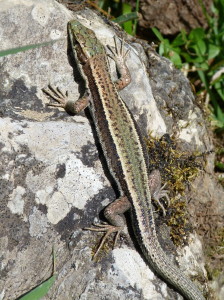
[85,195,131,259]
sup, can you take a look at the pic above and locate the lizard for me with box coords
[43,19,205,300]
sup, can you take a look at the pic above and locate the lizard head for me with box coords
[68,20,104,63]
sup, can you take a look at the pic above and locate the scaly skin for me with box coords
[45,20,205,300]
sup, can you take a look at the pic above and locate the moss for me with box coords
[145,133,203,245]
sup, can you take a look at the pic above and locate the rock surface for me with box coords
[0,1,223,300]
[139,0,212,35]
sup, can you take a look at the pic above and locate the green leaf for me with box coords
[169,51,182,67]
[188,40,206,58]
[197,68,209,89]
[196,39,207,55]
[18,246,56,300]
[159,42,165,56]
[208,44,220,59]
[180,29,188,42]
[97,0,105,9]
[172,33,185,47]
[189,28,205,41]
[214,80,224,100]
[151,27,164,42]
[113,12,138,25]
[121,3,133,35]
[0,39,63,57]
[162,39,172,55]
[169,46,181,54]
[198,62,209,70]
[188,55,205,63]
[181,52,193,63]
[216,104,224,123]
[18,275,57,300]
[132,0,140,35]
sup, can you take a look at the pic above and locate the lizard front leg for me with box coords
[43,85,90,114]
[107,37,131,90]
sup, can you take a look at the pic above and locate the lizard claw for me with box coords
[84,223,123,259]
[106,36,131,90]
[148,170,170,216]
[43,84,68,108]
[107,36,130,64]
[107,36,130,61]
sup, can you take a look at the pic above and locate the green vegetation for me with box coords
[96,0,139,35]
[151,0,224,134]
[17,248,56,300]
[0,39,63,57]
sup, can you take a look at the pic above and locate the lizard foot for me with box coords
[153,183,170,217]
[107,37,131,90]
[84,223,123,258]
[43,84,68,108]
[148,169,170,217]
[107,36,130,64]
[43,85,90,114]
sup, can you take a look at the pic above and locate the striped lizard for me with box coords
[43,20,205,300]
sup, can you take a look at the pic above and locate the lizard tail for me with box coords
[132,212,205,300]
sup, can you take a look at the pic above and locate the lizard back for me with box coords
[68,20,205,300]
